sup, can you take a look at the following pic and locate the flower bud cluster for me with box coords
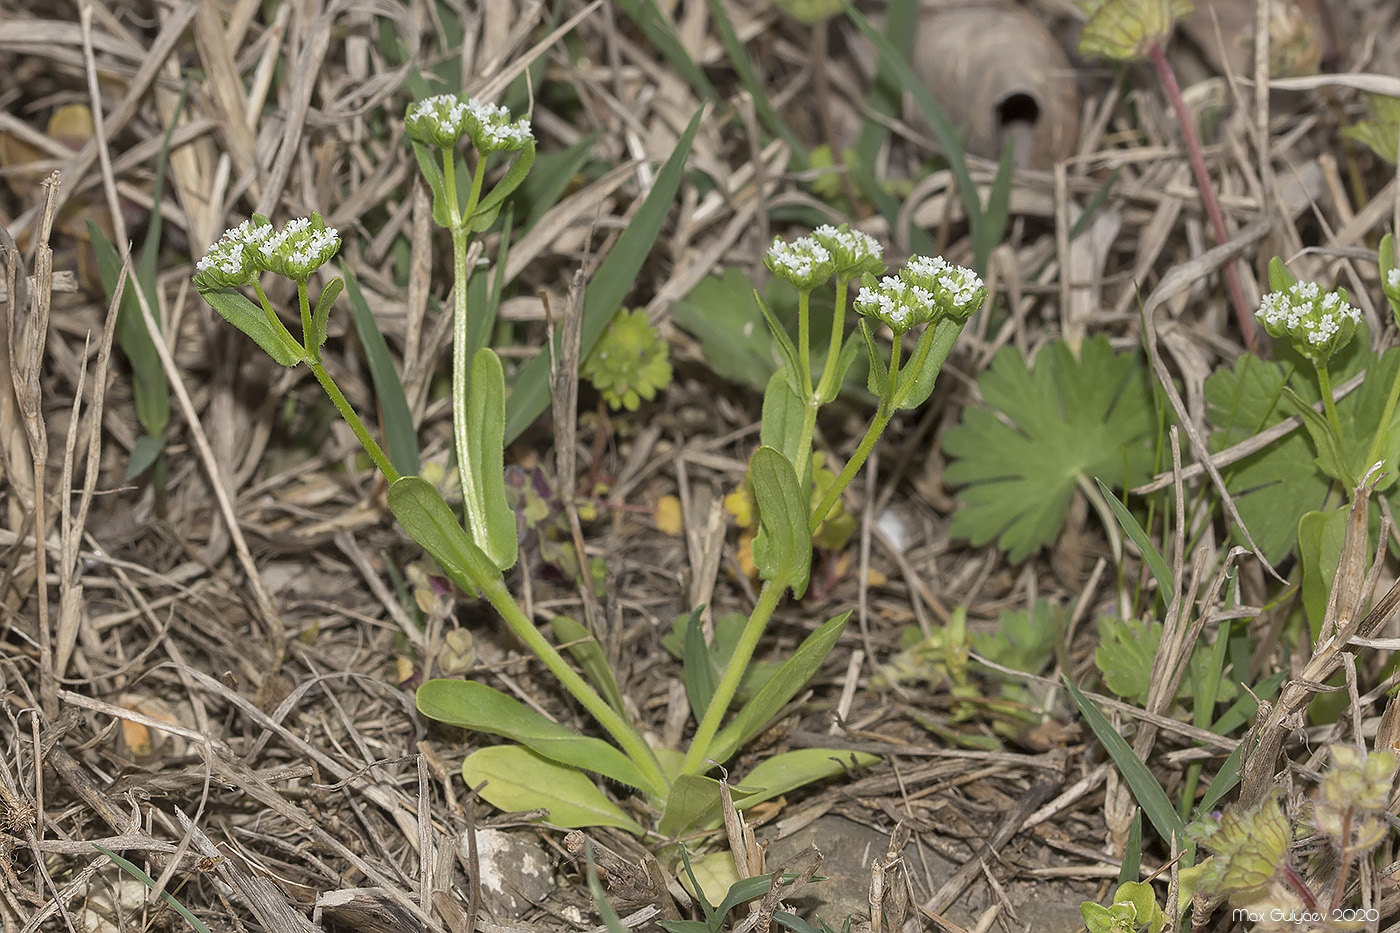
[1255,280,1361,363]
[405,93,532,153]
[195,213,340,289]
[767,223,884,290]
[855,256,987,334]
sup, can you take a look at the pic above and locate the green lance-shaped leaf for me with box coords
[893,314,968,411]
[754,292,804,398]
[680,606,718,726]
[387,475,502,592]
[462,745,642,832]
[551,615,627,716]
[760,368,806,470]
[411,138,453,229]
[468,138,536,233]
[416,679,660,794]
[1282,384,1351,487]
[308,276,344,354]
[817,328,863,405]
[657,774,763,838]
[748,446,811,597]
[197,286,306,366]
[705,610,850,765]
[460,348,518,571]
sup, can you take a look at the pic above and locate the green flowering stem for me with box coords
[250,280,304,357]
[1145,40,1255,349]
[473,567,670,795]
[445,148,495,551]
[813,279,851,402]
[680,578,785,776]
[307,360,401,484]
[1313,360,1345,448]
[809,338,902,536]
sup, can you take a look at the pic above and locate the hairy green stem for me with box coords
[681,578,785,775]
[475,568,669,796]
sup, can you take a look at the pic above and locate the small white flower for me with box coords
[1255,279,1358,363]
[811,223,884,281]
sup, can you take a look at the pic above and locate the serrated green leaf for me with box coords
[417,679,657,793]
[462,745,641,832]
[1093,614,1160,705]
[707,611,850,765]
[972,598,1060,674]
[749,446,811,595]
[943,337,1156,562]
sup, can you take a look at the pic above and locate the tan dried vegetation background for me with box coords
[1,0,1399,931]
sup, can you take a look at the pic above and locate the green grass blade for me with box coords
[840,0,990,274]
[853,0,917,167]
[1062,676,1185,844]
[615,0,717,100]
[92,843,214,933]
[504,107,703,442]
[703,0,805,157]
[1120,808,1142,886]
[341,268,419,475]
[1096,478,1174,606]
[977,142,1015,273]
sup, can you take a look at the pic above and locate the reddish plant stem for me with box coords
[1148,40,1257,350]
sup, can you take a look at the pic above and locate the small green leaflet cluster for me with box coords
[581,308,674,411]
[942,336,1158,563]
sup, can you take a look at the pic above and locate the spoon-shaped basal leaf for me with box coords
[197,286,305,367]
[459,348,518,571]
[462,745,642,833]
[417,679,663,795]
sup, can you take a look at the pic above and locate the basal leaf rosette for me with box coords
[1254,279,1360,366]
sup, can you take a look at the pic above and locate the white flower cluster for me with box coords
[766,235,835,290]
[1256,279,1360,361]
[854,273,925,333]
[811,224,883,281]
[901,255,987,320]
[194,218,274,288]
[405,94,532,153]
[465,98,533,152]
[1388,268,1400,292]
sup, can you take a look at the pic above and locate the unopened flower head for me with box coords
[462,98,532,154]
[811,224,884,282]
[1255,279,1360,363]
[194,216,274,289]
[258,213,341,281]
[902,255,987,320]
[854,273,935,335]
[766,234,836,291]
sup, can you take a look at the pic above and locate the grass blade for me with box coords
[341,268,419,475]
[92,844,214,933]
[1062,676,1185,844]
[504,107,703,442]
